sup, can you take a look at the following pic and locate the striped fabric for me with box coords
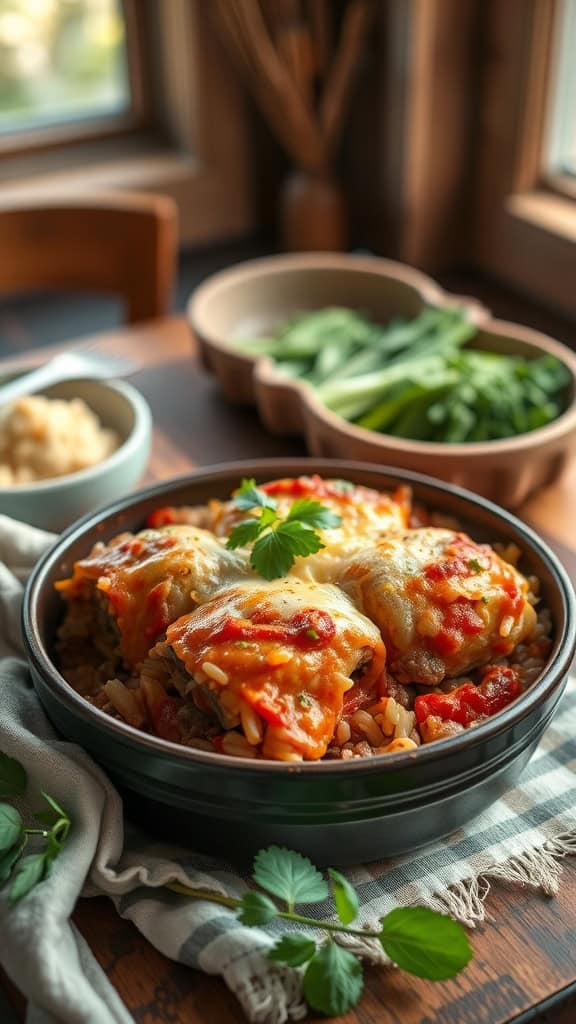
[0,516,574,1024]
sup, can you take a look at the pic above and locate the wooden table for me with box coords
[2,315,576,1024]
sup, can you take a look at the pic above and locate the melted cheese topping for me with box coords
[57,525,247,668]
[342,527,537,684]
[163,578,386,760]
[212,477,412,583]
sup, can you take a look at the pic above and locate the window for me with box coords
[469,0,576,317]
[0,0,130,136]
[0,0,254,247]
[546,0,576,177]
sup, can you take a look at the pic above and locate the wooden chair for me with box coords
[0,193,178,324]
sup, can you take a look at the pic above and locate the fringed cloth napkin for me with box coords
[0,515,575,1024]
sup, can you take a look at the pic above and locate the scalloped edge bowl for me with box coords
[189,253,576,507]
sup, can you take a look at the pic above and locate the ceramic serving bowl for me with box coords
[23,459,576,866]
[189,253,576,507]
[0,378,152,531]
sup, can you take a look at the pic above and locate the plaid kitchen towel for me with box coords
[0,514,575,1024]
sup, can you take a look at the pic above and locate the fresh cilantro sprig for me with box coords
[0,751,72,902]
[226,479,342,579]
[169,845,473,1017]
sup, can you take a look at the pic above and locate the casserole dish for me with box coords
[22,460,576,865]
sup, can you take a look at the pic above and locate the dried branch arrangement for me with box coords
[213,0,373,248]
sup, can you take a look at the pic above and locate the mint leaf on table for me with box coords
[0,804,23,854]
[253,846,329,908]
[303,942,363,1016]
[328,868,359,925]
[40,792,69,823]
[233,478,277,512]
[380,906,473,980]
[0,752,27,798]
[238,891,279,926]
[10,853,48,903]
[0,841,26,885]
[0,751,72,902]
[268,934,317,967]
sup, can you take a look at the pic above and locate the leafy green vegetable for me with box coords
[10,853,48,903]
[0,752,72,902]
[0,804,23,854]
[238,891,279,926]
[0,752,27,798]
[0,841,26,885]
[269,934,317,967]
[170,843,474,1019]
[253,846,329,908]
[285,499,342,530]
[233,306,570,443]
[250,523,325,580]
[380,906,473,980]
[226,482,342,580]
[225,518,262,550]
[303,941,363,1016]
[233,478,277,511]
[328,868,359,925]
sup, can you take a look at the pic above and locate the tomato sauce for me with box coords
[212,608,336,648]
[414,665,522,726]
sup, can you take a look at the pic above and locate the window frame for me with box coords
[0,0,254,247]
[469,0,576,313]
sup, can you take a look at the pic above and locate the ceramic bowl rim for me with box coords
[0,378,152,495]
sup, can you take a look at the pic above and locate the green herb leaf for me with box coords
[233,479,277,512]
[380,907,473,980]
[250,523,325,580]
[468,558,483,573]
[10,853,48,903]
[268,933,317,967]
[40,792,69,823]
[253,846,329,907]
[238,890,278,926]
[0,804,23,854]
[0,752,27,799]
[328,868,359,925]
[0,838,26,885]
[226,518,264,550]
[303,942,363,1016]
[286,499,342,530]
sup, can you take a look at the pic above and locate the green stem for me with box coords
[275,910,377,939]
[24,828,49,838]
[167,883,379,939]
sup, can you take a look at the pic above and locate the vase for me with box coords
[279,170,347,252]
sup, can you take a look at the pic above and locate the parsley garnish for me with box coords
[170,845,473,1017]
[0,752,71,902]
[468,558,484,573]
[226,479,342,579]
[297,693,312,707]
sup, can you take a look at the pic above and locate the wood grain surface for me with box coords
[1,315,576,1024]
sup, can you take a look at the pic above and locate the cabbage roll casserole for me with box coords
[56,475,551,762]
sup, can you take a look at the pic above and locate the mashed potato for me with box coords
[0,395,120,485]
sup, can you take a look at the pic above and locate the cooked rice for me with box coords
[0,394,119,485]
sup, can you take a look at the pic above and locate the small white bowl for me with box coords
[0,378,152,531]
